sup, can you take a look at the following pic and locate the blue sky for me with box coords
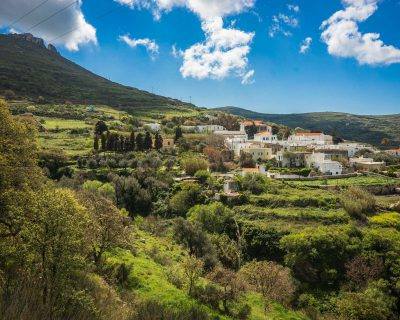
[1,0,400,114]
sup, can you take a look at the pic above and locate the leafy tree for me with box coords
[0,99,41,240]
[182,157,209,176]
[154,132,163,150]
[238,173,266,195]
[25,188,91,317]
[334,281,395,320]
[94,120,108,135]
[188,202,235,235]
[174,126,183,142]
[345,255,384,290]
[240,261,295,309]
[244,123,258,139]
[210,233,243,270]
[144,131,153,150]
[242,224,286,262]
[173,218,218,270]
[182,255,204,296]
[169,183,203,216]
[38,150,70,180]
[207,266,246,314]
[239,152,255,168]
[280,226,358,288]
[77,191,131,267]
[110,174,152,216]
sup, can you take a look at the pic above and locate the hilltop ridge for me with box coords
[0,33,195,111]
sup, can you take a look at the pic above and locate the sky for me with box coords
[0,0,400,115]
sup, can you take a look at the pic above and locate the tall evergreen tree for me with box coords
[136,133,144,151]
[100,133,107,151]
[154,133,163,150]
[174,126,183,142]
[144,131,153,150]
[129,131,135,151]
[93,135,99,151]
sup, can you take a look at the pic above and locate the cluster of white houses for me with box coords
[214,120,384,177]
[144,119,397,177]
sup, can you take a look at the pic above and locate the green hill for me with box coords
[217,106,400,147]
[0,33,194,111]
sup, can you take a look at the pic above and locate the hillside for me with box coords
[217,106,400,147]
[0,33,194,111]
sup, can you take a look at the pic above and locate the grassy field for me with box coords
[40,117,91,130]
[289,175,400,187]
[39,131,93,156]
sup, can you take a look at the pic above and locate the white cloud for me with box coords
[114,0,255,20]
[299,37,312,54]
[171,44,182,58]
[241,69,255,84]
[269,13,298,38]
[116,0,256,83]
[0,0,97,51]
[179,17,254,83]
[120,34,159,58]
[321,0,400,65]
[287,4,299,12]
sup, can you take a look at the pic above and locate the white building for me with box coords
[195,125,226,133]
[214,130,248,139]
[314,143,372,157]
[254,131,278,143]
[349,157,385,171]
[288,132,333,146]
[144,123,161,132]
[306,152,343,175]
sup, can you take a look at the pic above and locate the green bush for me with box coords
[341,187,376,220]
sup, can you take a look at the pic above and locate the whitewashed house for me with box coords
[306,152,343,175]
[254,131,278,143]
[195,125,226,133]
[288,132,333,146]
[349,157,385,171]
[214,130,248,139]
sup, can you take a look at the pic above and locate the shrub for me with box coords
[239,174,267,195]
[240,261,295,308]
[341,187,376,219]
[334,281,395,320]
[182,157,209,176]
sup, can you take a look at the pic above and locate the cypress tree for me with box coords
[154,133,163,150]
[94,135,99,151]
[144,131,153,150]
[136,133,144,151]
[129,131,135,151]
[174,126,183,142]
[100,133,107,151]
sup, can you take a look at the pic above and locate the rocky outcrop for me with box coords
[47,43,59,54]
[10,33,58,55]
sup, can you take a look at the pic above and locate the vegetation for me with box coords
[1,98,400,320]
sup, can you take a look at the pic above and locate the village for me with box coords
[143,118,400,182]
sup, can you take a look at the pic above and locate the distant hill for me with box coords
[0,33,195,111]
[216,106,400,148]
